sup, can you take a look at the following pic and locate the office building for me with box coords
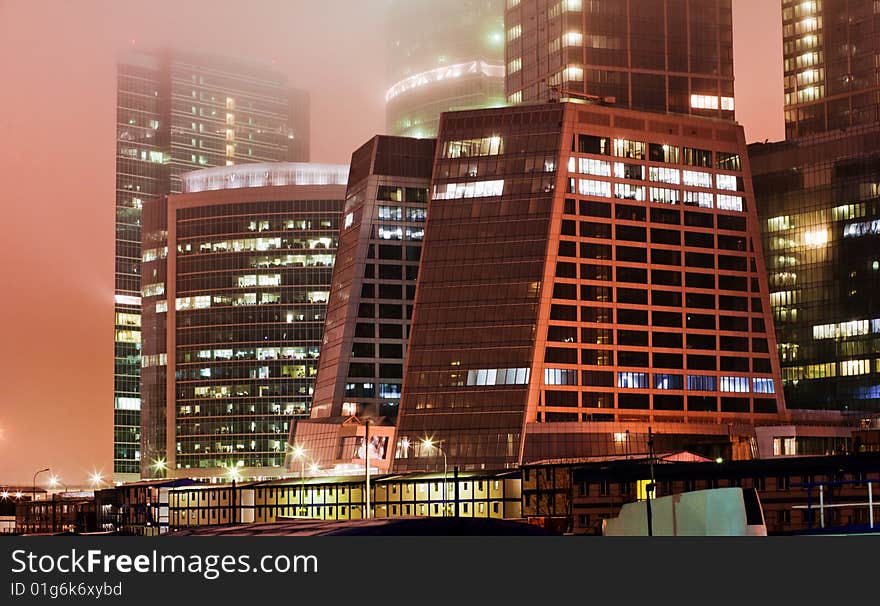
[782,0,880,139]
[750,125,880,413]
[394,101,786,473]
[287,136,435,475]
[142,163,348,479]
[748,0,880,413]
[505,0,735,120]
[387,0,506,138]
[117,49,310,480]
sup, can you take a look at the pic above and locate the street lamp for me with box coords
[421,438,447,517]
[89,471,105,489]
[226,466,241,525]
[289,444,306,517]
[151,458,167,479]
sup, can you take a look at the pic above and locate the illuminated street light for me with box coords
[90,471,105,488]
[151,458,167,478]
[1,491,8,500]
[421,438,448,517]
[288,444,307,516]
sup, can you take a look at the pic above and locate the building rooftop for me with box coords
[181,162,350,193]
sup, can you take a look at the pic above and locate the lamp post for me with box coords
[32,468,49,533]
[289,445,306,517]
[226,467,240,525]
[421,438,447,517]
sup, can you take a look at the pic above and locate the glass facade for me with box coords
[750,125,880,413]
[118,50,310,480]
[308,136,436,422]
[505,0,735,120]
[782,0,880,139]
[387,0,507,138]
[164,178,347,477]
[394,102,785,472]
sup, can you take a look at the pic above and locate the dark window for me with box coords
[718,255,747,271]
[379,284,403,299]
[719,296,748,311]
[616,204,646,222]
[583,392,614,408]
[721,397,750,413]
[618,330,649,346]
[653,353,683,368]
[652,269,682,286]
[721,356,750,372]
[651,228,681,245]
[583,371,614,387]
[581,221,612,239]
[652,290,682,307]
[685,253,714,269]
[650,207,680,225]
[651,249,681,266]
[717,215,747,232]
[361,283,375,298]
[653,332,683,348]
[581,285,612,302]
[687,334,716,350]
[685,231,715,249]
[380,364,403,379]
[545,391,578,407]
[545,347,578,364]
[351,342,375,358]
[617,267,648,284]
[580,200,612,218]
[355,323,374,338]
[556,262,577,279]
[548,325,578,343]
[720,336,749,352]
[618,351,649,367]
[553,283,578,300]
[379,344,403,358]
[616,246,647,263]
[616,225,647,242]
[654,395,685,410]
[618,309,648,325]
[688,354,716,370]
[379,324,403,339]
[652,311,682,328]
[718,275,748,292]
[378,245,402,260]
[550,305,578,321]
[579,134,611,155]
[753,358,772,373]
[357,303,375,318]
[379,304,403,319]
[581,264,612,281]
[720,316,748,332]
[378,265,401,280]
[684,211,714,228]
[559,241,577,258]
[582,306,612,323]
[617,288,648,304]
[686,293,715,309]
[619,394,650,409]
[561,220,577,236]
[686,313,715,330]
[718,235,747,252]
[581,243,612,260]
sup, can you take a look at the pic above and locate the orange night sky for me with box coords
[0,0,782,486]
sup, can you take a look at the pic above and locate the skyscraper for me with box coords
[505,0,735,120]
[151,163,348,478]
[782,0,880,139]
[749,0,880,415]
[394,102,786,472]
[386,0,507,138]
[288,136,435,475]
[116,50,309,480]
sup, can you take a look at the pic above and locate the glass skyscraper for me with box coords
[153,163,348,478]
[782,0,880,139]
[386,0,507,138]
[115,50,309,480]
[393,102,786,472]
[505,0,735,120]
[749,0,880,415]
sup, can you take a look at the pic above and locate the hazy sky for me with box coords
[0,0,782,486]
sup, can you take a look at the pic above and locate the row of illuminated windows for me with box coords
[176,402,308,418]
[433,180,505,200]
[441,136,504,159]
[783,359,880,381]
[178,237,335,255]
[183,364,316,381]
[142,247,168,263]
[242,219,336,233]
[613,373,775,394]
[466,368,531,387]
[116,312,141,327]
[248,254,335,269]
[188,384,314,399]
[377,206,428,222]
[813,319,880,341]
[570,179,743,210]
[344,383,402,400]
[568,157,743,192]
[116,329,141,344]
[183,347,319,363]
[142,282,165,297]
[142,353,168,368]
[376,186,429,204]
[173,291,329,310]
[574,134,742,172]
[376,226,425,241]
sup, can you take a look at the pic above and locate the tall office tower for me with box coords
[751,130,880,414]
[116,50,310,480]
[147,163,348,479]
[782,0,880,139]
[394,102,786,473]
[386,0,507,138]
[505,0,735,120]
[289,137,436,475]
[747,0,880,416]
